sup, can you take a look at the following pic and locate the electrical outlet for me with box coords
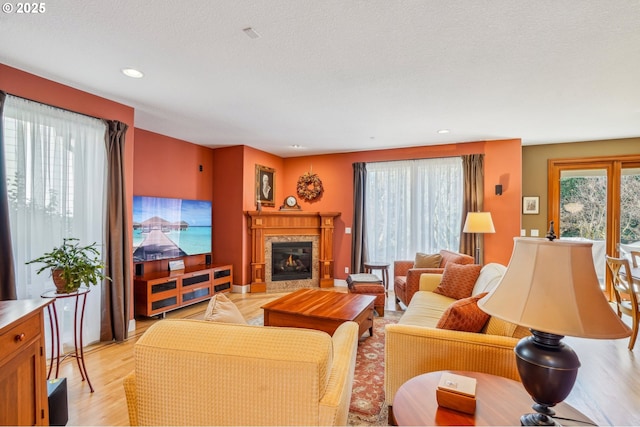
[521,229,526,236]
[345,267,349,274]
[345,227,352,234]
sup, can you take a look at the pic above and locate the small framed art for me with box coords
[523,196,540,215]
[256,164,275,207]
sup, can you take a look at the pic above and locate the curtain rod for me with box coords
[4,91,108,122]
[354,153,479,165]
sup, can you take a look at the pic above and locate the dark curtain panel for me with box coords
[0,91,17,300]
[100,120,131,342]
[351,162,368,274]
[460,154,484,261]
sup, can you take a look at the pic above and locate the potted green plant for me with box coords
[26,237,111,293]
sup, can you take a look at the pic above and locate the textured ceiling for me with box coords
[1,0,639,157]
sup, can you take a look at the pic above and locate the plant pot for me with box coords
[51,268,77,294]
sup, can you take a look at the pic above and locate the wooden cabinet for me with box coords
[0,298,52,426]
[134,264,233,317]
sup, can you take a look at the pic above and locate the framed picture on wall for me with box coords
[256,164,275,207]
[523,196,540,215]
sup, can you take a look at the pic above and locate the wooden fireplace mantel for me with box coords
[246,211,341,292]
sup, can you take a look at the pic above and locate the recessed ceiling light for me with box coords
[437,129,450,134]
[242,27,260,39]
[121,68,144,79]
[291,144,302,149]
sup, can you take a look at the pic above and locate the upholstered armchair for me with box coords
[393,249,474,306]
[124,319,359,426]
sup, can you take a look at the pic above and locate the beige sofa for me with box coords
[124,319,359,426]
[385,263,529,411]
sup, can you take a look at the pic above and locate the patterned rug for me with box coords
[348,311,401,426]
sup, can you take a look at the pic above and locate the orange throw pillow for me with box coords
[436,292,490,332]
[433,263,482,300]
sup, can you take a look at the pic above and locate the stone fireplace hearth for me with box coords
[246,211,340,293]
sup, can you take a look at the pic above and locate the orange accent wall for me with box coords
[133,129,214,273]
[134,129,214,200]
[210,146,245,283]
[484,139,522,264]
[211,140,522,285]
[276,140,522,278]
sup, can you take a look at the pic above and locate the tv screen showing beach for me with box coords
[133,196,212,262]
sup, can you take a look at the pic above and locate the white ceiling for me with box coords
[1,0,639,157]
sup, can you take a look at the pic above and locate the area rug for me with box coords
[348,311,401,426]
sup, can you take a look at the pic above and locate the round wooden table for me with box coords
[392,371,594,426]
[363,261,390,294]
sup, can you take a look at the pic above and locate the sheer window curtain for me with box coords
[3,95,107,354]
[364,157,463,277]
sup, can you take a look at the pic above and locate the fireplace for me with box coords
[271,242,312,281]
[246,211,341,292]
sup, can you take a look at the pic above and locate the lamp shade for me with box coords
[478,237,631,339]
[462,212,495,234]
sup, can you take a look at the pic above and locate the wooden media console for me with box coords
[134,264,232,317]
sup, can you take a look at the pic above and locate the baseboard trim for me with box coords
[232,284,250,293]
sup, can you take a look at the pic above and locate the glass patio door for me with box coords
[619,165,640,256]
[558,167,609,289]
[549,156,640,300]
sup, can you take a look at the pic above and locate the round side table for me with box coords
[392,370,594,426]
[363,262,390,294]
[41,287,94,392]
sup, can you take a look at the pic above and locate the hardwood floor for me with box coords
[56,287,639,426]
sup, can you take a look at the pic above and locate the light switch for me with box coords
[520,229,526,236]
[531,229,539,237]
[345,227,352,234]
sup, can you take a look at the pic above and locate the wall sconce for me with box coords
[495,184,503,196]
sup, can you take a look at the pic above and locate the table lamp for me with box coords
[478,235,631,426]
[462,212,495,264]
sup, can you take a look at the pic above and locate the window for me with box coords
[365,157,463,269]
[3,95,107,350]
[549,156,640,298]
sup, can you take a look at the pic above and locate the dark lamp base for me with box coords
[520,412,561,426]
[516,330,581,427]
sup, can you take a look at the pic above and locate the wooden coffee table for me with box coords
[392,370,594,426]
[262,288,376,337]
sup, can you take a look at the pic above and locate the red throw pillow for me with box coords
[433,263,482,300]
[436,292,490,332]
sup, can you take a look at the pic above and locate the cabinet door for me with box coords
[0,340,47,425]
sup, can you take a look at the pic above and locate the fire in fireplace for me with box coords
[272,242,312,281]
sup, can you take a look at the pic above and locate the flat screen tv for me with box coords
[133,195,212,263]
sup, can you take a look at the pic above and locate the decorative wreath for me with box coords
[297,172,324,201]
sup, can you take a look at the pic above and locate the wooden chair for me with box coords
[605,256,640,350]
[630,250,640,268]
